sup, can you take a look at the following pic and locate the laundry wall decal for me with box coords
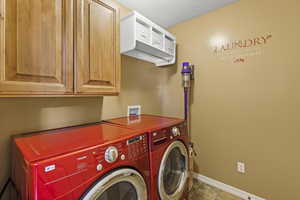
[212,33,273,63]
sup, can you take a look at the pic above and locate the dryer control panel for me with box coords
[150,122,187,151]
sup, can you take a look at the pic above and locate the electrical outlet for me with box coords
[237,162,245,173]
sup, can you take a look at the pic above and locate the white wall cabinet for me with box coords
[121,11,176,67]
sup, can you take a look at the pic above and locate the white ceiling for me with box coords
[117,0,239,28]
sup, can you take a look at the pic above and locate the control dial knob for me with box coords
[105,146,118,163]
[172,127,181,137]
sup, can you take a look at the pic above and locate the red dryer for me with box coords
[105,115,190,200]
[12,123,150,200]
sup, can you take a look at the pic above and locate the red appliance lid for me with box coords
[14,123,140,162]
[105,114,184,132]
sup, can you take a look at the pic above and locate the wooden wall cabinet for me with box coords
[0,0,120,96]
[76,0,120,95]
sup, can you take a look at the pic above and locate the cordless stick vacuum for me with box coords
[181,62,195,191]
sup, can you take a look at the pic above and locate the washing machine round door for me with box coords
[81,168,147,200]
[158,141,189,200]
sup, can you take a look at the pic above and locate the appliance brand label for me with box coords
[45,165,56,172]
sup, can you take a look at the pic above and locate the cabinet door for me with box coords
[76,0,120,95]
[0,0,74,96]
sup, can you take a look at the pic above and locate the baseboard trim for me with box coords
[192,172,266,200]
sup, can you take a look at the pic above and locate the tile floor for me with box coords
[188,179,244,200]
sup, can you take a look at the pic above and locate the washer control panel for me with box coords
[90,133,147,171]
[127,134,148,159]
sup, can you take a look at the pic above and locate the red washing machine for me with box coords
[12,123,150,200]
[105,115,190,200]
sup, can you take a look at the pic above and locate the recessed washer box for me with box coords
[128,105,141,116]
[120,11,176,67]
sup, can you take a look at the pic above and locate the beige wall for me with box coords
[0,1,166,196]
[163,0,300,199]
[101,56,165,120]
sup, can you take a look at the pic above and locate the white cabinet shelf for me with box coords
[120,11,176,66]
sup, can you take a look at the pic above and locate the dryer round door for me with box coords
[81,168,147,200]
[158,140,189,200]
